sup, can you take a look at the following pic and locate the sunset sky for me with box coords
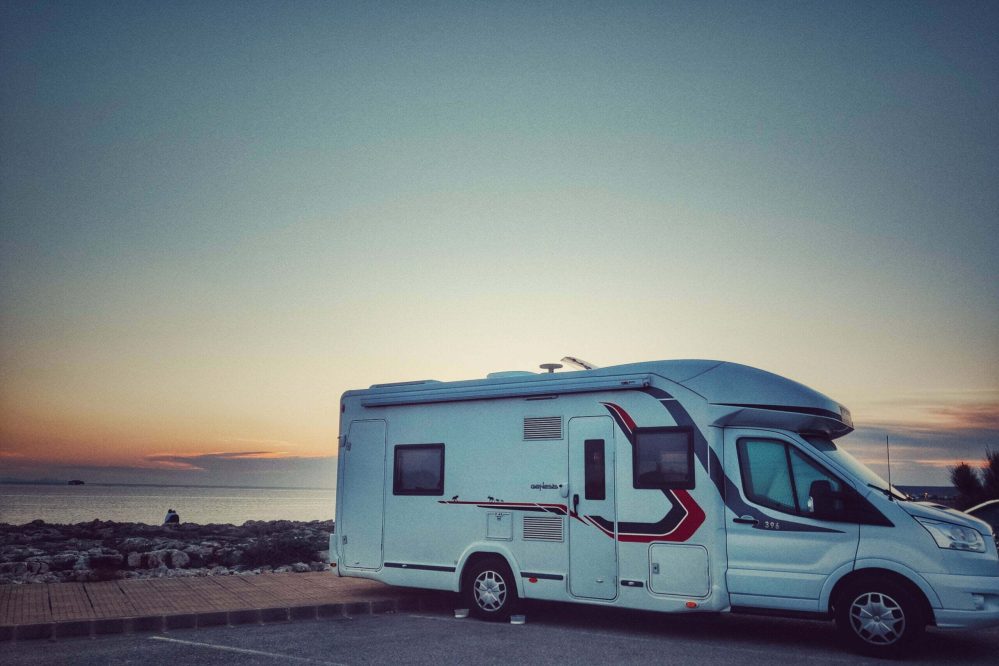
[1,2,996,488]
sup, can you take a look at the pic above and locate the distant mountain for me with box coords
[0,478,67,485]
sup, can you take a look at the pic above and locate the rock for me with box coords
[182,544,211,567]
[166,549,190,568]
[51,553,78,571]
[144,550,166,568]
[0,519,333,584]
[0,562,27,576]
[89,553,124,570]
[119,537,153,552]
[273,565,292,573]
[220,548,244,567]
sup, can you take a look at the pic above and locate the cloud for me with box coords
[1,450,336,488]
[831,391,999,485]
[216,437,297,448]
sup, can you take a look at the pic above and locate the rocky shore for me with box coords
[0,519,333,584]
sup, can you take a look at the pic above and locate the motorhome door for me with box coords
[722,428,860,607]
[568,416,618,600]
[340,420,387,569]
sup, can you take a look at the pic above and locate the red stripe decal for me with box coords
[602,402,636,432]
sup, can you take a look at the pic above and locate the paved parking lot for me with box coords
[5,602,998,665]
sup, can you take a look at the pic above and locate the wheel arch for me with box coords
[455,544,523,597]
[827,564,937,626]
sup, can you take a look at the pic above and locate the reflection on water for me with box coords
[0,484,336,525]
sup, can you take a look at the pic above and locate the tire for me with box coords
[461,556,519,621]
[834,576,925,658]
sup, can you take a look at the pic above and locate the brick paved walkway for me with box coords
[0,572,448,641]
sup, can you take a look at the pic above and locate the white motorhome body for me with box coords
[333,360,999,654]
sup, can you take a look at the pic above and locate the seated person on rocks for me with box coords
[163,508,180,525]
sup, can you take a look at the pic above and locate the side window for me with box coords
[584,439,606,500]
[739,439,796,512]
[393,444,444,496]
[738,438,848,521]
[633,427,694,490]
[789,447,843,515]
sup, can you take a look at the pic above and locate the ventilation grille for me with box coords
[523,516,564,542]
[523,416,563,440]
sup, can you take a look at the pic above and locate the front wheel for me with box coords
[461,557,519,621]
[834,577,925,658]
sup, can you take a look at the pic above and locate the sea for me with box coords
[0,483,336,526]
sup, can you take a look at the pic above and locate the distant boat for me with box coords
[67,479,85,485]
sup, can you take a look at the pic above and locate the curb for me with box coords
[2,592,453,642]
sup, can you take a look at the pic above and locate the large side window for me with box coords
[633,427,694,490]
[393,444,444,496]
[737,438,846,520]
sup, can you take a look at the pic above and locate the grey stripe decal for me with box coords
[384,562,456,572]
[520,572,564,580]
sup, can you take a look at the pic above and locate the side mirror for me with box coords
[808,480,837,518]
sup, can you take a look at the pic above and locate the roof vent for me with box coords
[486,371,536,379]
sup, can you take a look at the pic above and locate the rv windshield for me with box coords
[803,435,909,501]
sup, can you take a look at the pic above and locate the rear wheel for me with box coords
[835,577,925,658]
[462,556,519,621]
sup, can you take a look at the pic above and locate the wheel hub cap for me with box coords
[473,570,507,611]
[849,592,905,645]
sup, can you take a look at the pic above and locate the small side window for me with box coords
[584,439,606,500]
[393,444,444,496]
[633,427,694,490]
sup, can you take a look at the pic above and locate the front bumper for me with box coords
[923,572,999,629]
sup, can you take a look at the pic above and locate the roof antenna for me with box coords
[539,363,563,374]
[885,433,895,502]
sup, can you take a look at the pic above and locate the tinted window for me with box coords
[738,438,847,520]
[393,444,444,495]
[633,428,694,490]
[739,439,796,512]
[584,439,606,500]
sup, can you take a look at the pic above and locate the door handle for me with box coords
[733,515,758,525]
[572,493,579,513]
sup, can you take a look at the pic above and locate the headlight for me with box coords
[916,517,986,553]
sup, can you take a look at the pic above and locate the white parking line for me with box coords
[149,636,348,665]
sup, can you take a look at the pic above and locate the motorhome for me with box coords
[332,359,999,656]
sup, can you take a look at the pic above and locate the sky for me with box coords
[1,1,997,488]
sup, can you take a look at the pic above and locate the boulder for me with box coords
[51,553,78,571]
[166,549,190,568]
[119,537,153,552]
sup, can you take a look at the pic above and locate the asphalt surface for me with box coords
[5,602,999,665]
